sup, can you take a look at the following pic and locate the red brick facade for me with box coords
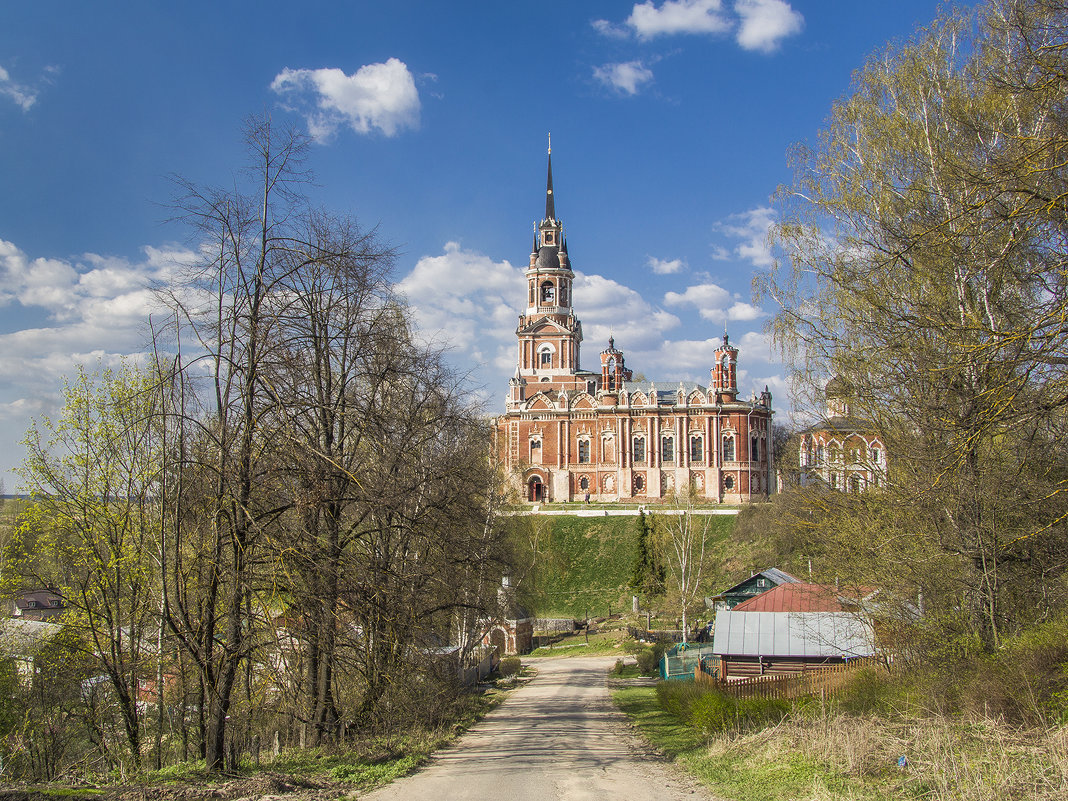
[495,149,775,504]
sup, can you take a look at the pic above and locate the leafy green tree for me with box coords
[630,509,664,600]
[17,363,161,770]
[760,0,1068,653]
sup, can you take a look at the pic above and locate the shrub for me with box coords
[835,666,894,716]
[635,641,670,677]
[736,696,790,729]
[688,689,738,734]
[656,680,706,719]
[498,657,522,677]
[611,658,625,675]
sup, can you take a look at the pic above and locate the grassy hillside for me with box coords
[518,512,739,620]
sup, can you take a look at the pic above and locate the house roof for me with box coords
[712,568,801,600]
[712,610,876,659]
[731,582,850,613]
[14,588,65,612]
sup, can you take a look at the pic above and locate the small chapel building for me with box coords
[798,377,888,492]
[494,148,775,504]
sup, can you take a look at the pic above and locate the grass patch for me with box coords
[615,682,1068,800]
[613,686,706,757]
[528,629,627,657]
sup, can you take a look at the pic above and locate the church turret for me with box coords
[711,333,739,402]
[599,336,632,393]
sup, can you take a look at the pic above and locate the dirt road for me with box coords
[361,655,714,801]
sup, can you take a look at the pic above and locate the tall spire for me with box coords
[545,133,555,222]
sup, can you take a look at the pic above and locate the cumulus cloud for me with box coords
[647,256,684,275]
[663,281,765,324]
[593,61,655,95]
[271,59,420,140]
[593,0,802,52]
[396,243,687,383]
[626,0,731,39]
[735,0,804,52]
[398,242,525,373]
[716,206,776,268]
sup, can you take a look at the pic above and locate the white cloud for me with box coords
[626,0,731,39]
[716,206,776,268]
[663,281,765,324]
[664,282,731,311]
[271,59,420,140]
[398,242,525,373]
[727,301,764,321]
[647,256,685,275]
[591,19,630,38]
[594,0,803,53]
[593,61,655,95]
[735,0,804,53]
[0,64,39,111]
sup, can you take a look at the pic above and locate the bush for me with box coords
[611,659,625,676]
[498,657,522,677]
[688,689,737,734]
[737,696,790,729]
[636,641,669,677]
[835,666,894,716]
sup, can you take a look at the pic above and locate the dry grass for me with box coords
[699,712,1068,800]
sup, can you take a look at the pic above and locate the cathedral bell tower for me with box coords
[599,337,632,394]
[512,140,583,398]
[711,333,739,403]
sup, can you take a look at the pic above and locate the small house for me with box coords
[707,568,801,612]
[711,609,875,678]
[12,588,67,621]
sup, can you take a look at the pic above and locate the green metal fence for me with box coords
[660,643,719,681]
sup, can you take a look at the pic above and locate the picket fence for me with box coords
[695,656,882,701]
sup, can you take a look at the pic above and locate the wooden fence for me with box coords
[695,656,882,701]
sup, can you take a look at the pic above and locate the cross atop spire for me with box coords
[545,135,555,222]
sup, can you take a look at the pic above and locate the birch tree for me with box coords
[760,0,1068,653]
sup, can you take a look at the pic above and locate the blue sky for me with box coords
[0,0,973,491]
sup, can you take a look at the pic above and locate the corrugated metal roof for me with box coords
[712,610,875,658]
[731,582,848,613]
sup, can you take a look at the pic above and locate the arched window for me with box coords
[559,283,568,306]
[689,435,703,463]
[661,436,675,463]
[816,444,825,463]
[870,447,881,464]
[579,475,590,490]
[722,435,735,462]
[539,346,552,368]
[606,357,616,391]
[529,438,541,463]
[602,436,615,462]
[830,445,842,464]
[850,476,861,493]
[632,437,646,463]
[528,282,535,305]
[751,436,760,461]
[578,439,590,463]
[540,281,555,304]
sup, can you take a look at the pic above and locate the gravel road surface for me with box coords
[361,655,716,801]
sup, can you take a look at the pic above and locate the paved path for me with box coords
[505,507,740,517]
[362,655,715,801]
